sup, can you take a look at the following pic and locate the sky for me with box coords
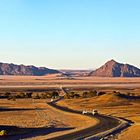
[0,0,140,69]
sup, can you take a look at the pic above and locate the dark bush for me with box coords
[4,92,11,98]
[19,93,26,98]
[52,91,59,98]
[64,92,78,99]
[73,93,80,98]
[88,90,97,97]
[64,94,70,99]
[32,94,40,99]
[97,92,106,96]
[7,96,16,101]
[25,92,32,98]
[82,92,88,98]
[82,90,97,98]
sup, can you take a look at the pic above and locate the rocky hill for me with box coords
[89,60,140,77]
[0,62,60,76]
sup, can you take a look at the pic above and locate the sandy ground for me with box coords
[117,125,140,140]
[0,76,140,87]
[0,76,140,139]
[0,99,97,139]
[58,94,140,140]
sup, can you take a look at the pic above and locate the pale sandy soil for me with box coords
[0,99,97,139]
[0,76,140,139]
[0,76,140,88]
[118,125,140,140]
[58,94,140,140]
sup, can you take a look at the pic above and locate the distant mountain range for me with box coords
[0,62,59,76]
[89,60,140,77]
[0,60,140,77]
[60,69,91,77]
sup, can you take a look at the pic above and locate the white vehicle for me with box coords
[92,109,98,115]
[82,109,98,115]
[82,110,88,114]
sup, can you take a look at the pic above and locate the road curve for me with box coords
[47,100,129,140]
[1,86,129,140]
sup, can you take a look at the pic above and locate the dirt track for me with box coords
[46,97,130,140]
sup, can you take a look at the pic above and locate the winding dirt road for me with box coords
[46,87,130,140]
[0,87,130,140]
[47,101,129,140]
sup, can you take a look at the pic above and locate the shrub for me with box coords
[0,130,7,136]
[25,92,32,98]
[7,96,16,101]
[82,92,88,98]
[82,90,97,98]
[38,91,59,99]
[32,94,40,99]
[51,91,59,98]
[19,93,26,98]
[4,92,11,98]
[73,93,80,98]
[97,92,106,96]
[64,94,70,99]
[68,92,75,98]
[64,92,80,99]
[88,90,97,97]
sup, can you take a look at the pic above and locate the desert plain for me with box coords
[0,75,140,140]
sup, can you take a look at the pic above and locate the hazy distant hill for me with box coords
[60,69,92,77]
[89,60,140,77]
[0,62,60,76]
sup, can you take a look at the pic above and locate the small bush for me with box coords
[32,94,40,99]
[25,92,32,98]
[0,130,7,136]
[73,93,80,98]
[82,90,97,98]
[4,92,11,98]
[64,92,80,99]
[51,91,59,98]
[64,94,70,99]
[15,93,24,98]
[97,92,106,96]
[7,96,16,101]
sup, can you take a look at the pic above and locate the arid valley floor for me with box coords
[0,75,140,140]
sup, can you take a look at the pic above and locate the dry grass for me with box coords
[0,76,140,88]
[58,92,140,140]
[118,125,140,140]
[0,99,97,138]
[0,76,140,139]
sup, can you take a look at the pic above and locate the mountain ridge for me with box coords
[89,60,140,77]
[0,60,140,77]
[0,62,60,76]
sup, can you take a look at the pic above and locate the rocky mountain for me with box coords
[0,62,60,76]
[89,60,140,77]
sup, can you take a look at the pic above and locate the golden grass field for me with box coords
[0,75,140,139]
[0,99,97,139]
[58,91,140,140]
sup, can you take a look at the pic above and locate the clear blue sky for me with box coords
[0,0,140,69]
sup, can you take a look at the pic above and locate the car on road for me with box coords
[92,109,98,115]
[82,109,98,115]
